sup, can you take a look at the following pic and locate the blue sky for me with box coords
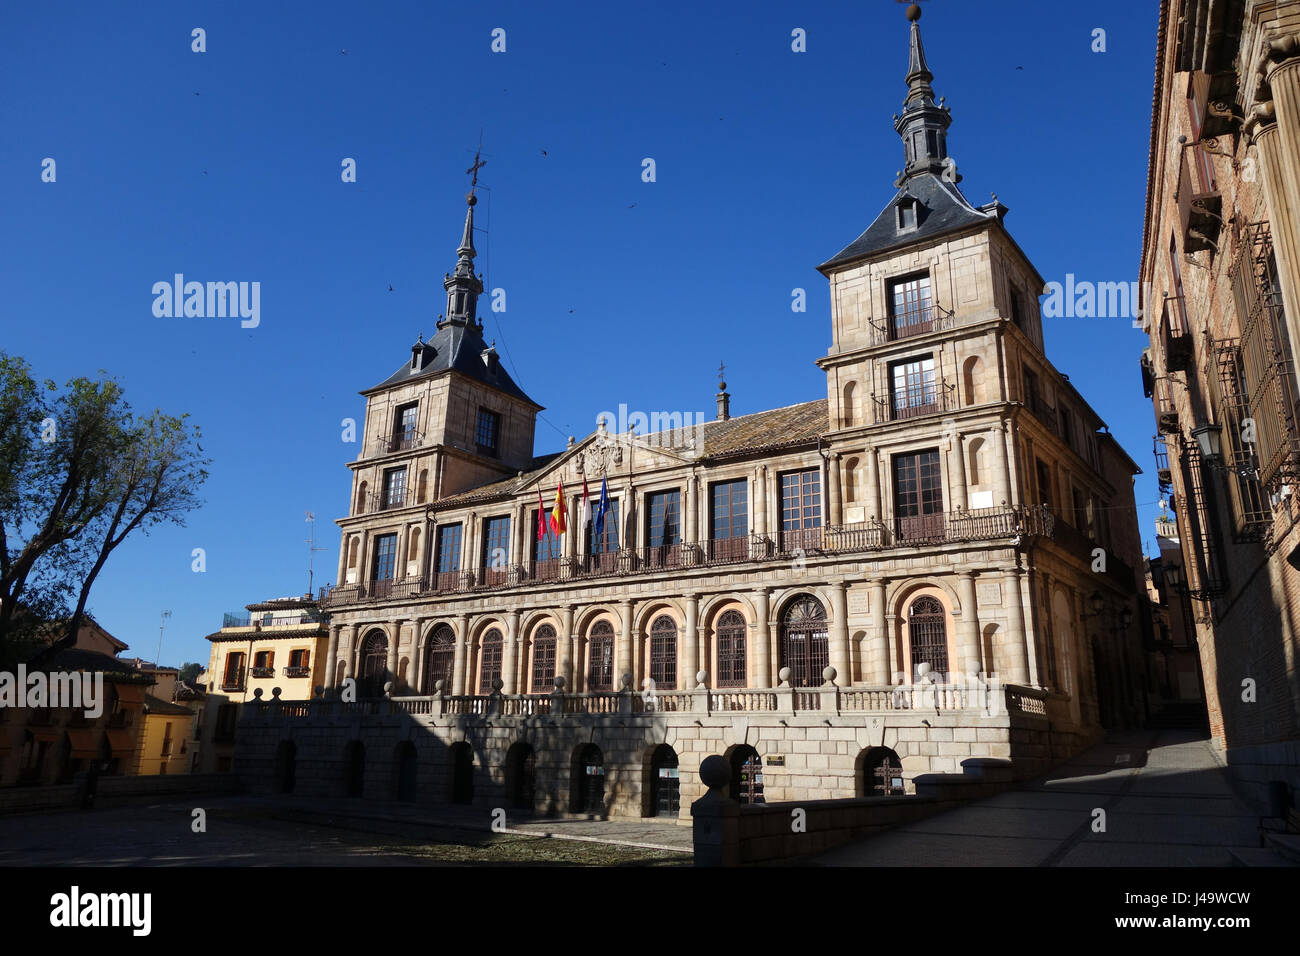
[1,0,1161,669]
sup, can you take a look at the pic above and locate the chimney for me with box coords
[716,378,730,422]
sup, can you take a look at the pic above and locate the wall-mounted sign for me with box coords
[766,754,786,766]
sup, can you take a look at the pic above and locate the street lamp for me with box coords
[1190,422,1224,467]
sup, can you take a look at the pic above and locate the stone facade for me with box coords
[1138,0,1300,806]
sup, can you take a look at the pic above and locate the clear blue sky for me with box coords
[0,0,1161,669]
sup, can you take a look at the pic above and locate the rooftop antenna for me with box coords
[156,610,171,670]
[305,511,327,595]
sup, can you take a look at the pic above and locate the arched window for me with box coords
[780,596,828,687]
[424,624,455,693]
[649,615,677,690]
[716,609,747,688]
[478,628,503,693]
[907,596,948,678]
[531,623,557,692]
[360,631,388,697]
[587,620,614,691]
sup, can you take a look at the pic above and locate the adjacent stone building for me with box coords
[1138,0,1300,805]
[237,7,1147,820]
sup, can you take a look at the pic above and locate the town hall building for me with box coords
[234,6,1147,820]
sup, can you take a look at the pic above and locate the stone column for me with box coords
[561,605,575,688]
[1003,569,1030,684]
[409,618,424,692]
[325,624,340,689]
[386,621,400,691]
[684,473,697,545]
[753,588,771,688]
[349,625,362,683]
[994,422,1012,508]
[956,572,980,676]
[452,614,469,695]
[503,610,520,695]
[754,466,768,537]
[619,599,635,685]
[1249,101,1300,356]
[866,449,881,521]
[830,581,850,685]
[511,501,526,568]
[828,453,843,526]
[684,593,700,688]
[869,579,889,684]
[951,434,968,512]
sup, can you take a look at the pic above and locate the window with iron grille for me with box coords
[890,356,937,418]
[907,596,948,677]
[780,596,829,686]
[475,408,500,455]
[649,615,677,690]
[531,624,557,692]
[481,516,511,570]
[710,479,748,540]
[646,490,681,547]
[435,524,462,575]
[479,629,503,693]
[890,273,933,338]
[1211,337,1270,540]
[587,621,614,691]
[780,470,822,530]
[1177,438,1227,599]
[424,624,455,691]
[716,609,747,688]
[382,468,407,509]
[372,534,397,582]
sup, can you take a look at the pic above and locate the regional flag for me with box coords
[550,481,567,536]
[536,488,547,541]
[594,476,610,539]
[578,476,591,537]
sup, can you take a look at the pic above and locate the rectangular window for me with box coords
[893,450,944,542]
[288,648,309,669]
[393,402,418,449]
[475,408,500,456]
[434,523,462,590]
[585,499,620,574]
[372,533,398,583]
[1072,487,1088,533]
[890,356,938,420]
[382,467,407,509]
[890,274,934,339]
[533,513,564,581]
[709,479,749,562]
[1010,287,1025,327]
[646,490,681,548]
[1035,460,1053,510]
[780,469,822,550]
[481,516,511,573]
[1058,406,1074,450]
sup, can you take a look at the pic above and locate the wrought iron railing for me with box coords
[1161,294,1193,373]
[874,381,957,424]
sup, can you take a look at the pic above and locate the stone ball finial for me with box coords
[271,686,282,699]
[621,672,634,690]
[778,666,792,686]
[822,666,837,684]
[491,677,504,692]
[906,3,922,22]
[313,685,324,699]
[467,192,478,206]
[434,679,445,693]
[696,669,707,686]
[252,688,264,700]
[383,680,393,696]
[700,755,730,790]
[553,674,566,691]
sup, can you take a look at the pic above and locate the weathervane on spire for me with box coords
[466,133,487,204]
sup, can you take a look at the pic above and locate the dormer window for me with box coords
[897,199,919,232]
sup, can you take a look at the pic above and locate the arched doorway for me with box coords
[343,741,365,798]
[395,742,417,802]
[273,740,297,794]
[858,746,904,795]
[907,595,949,679]
[729,745,764,804]
[648,615,678,689]
[572,744,605,814]
[716,609,747,687]
[780,595,829,686]
[506,742,537,810]
[587,621,615,691]
[649,745,680,817]
[424,624,455,693]
[359,631,389,697]
[449,741,474,804]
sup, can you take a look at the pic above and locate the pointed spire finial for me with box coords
[893,1,953,185]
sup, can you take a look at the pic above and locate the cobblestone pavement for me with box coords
[0,796,692,866]
[810,730,1265,866]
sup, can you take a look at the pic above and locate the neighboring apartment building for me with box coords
[1138,0,1300,804]
[198,595,329,773]
[236,6,1147,819]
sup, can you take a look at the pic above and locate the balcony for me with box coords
[871,302,956,344]
[874,382,956,425]
[1178,143,1222,255]
[894,513,946,545]
[223,611,251,628]
[1154,376,1180,434]
[249,666,275,679]
[379,432,421,455]
[283,665,311,678]
[1161,295,1193,373]
[1153,435,1172,495]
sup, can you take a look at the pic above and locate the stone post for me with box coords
[690,755,740,867]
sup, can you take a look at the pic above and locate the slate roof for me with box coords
[432,452,565,507]
[818,173,998,272]
[362,321,540,407]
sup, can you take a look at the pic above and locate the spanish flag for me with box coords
[550,480,567,536]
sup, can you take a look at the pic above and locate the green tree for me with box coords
[178,661,203,683]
